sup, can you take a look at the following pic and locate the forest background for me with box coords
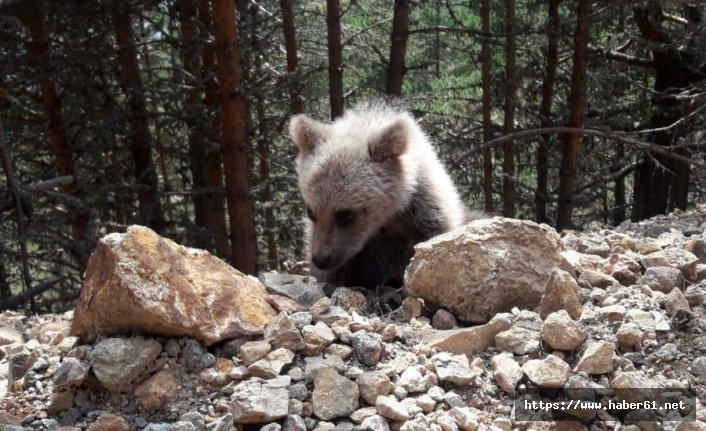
[0,0,704,313]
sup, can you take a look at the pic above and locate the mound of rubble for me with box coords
[1,207,706,431]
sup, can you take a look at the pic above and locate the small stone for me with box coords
[541,310,585,351]
[248,348,295,379]
[229,376,290,423]
[86,414,130,431]
[330,287,367,312]
[264,312,305,352]
[402,297,423,319]
[356,371,392,405]
[642,248,699,280]
[239,341,272,366]
[664,288,691,317]
[288,312,313,330]
[283,415,307,431]
[260,272,325,309]
[324,344,353,360]
[415,394,436,413]
[397,367,426,393]
[432,352,477,385]
[522,355,569,388]
[134,368,178,411]
[375,395,409,421]
[539,269,582,319]
[575,341,615,374]
[182,339,205,371]
[48,391,74,414]
[432,310,457,330]
[642,267,685,293]
[351,332,384,367]
[495,326,540,355]
[359,415,390,431]
[312,368,359,421]
[350,407,378,424]
[616,323,643,349]
[448,407,478,431]
[179,412,204,431]
[302,322,336,354]
[53,358,90,391]
[578,270,617,289]
[598,305,626,322]
[91,337,162,392]
[610,371,659,403]
[491,354,523,394]
[575,235,611,257]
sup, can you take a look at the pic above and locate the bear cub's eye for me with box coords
[306,206,317,222]
[335,209,356,228]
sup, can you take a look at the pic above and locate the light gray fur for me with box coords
[290,100,475,288]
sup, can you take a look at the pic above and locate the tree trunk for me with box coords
[612,143,626,224]
[631,3,701,221]
[211,0,257,274]
[480,0,493,213]
[385,0,410,96]
[556,0,592,230]
[326,0,344,119]
[200,0,230,258]
[280,0,304,114]
[178,0,211,248]
[536,0,560,224]
[24,10,88,253]
[113,3,166,233]
[502,0,516,218]
[251,4,279,270]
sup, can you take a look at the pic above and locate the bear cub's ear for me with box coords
[290,115,327,155]
[368,116,411,163]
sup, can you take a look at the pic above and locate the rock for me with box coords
[402,297,423,319]
[578,270,617,289]
[260,424,281,431]
[641,267,685,293]
[539,269,582,319]
[325,344,353,360]
[359,415,390,431]
[53,358,90,391]
[397,367,426,393]
[640,249,699,281]
[522,355,569,388]
[260,272,325,309]
[134,368,178,411]
[432,310,457,330]
[264,312,306,352]
[405,218,569,323]
[0,327,22,346]
[179,412,205,431]
[312,368,358,421]
[288,312,313,330]
[610,371,659,403]
[492,353,523,394]
[72,226,277,345]
[664,288,690,317]
[302,322,336,354]
[616,323,643,349]
[283,415,307,431]
[229,376,290,423]
[375,395,409,421]
[449,407,478,431]
[432,352,477,385]
[420,313,512,355]
[91,337,162,392]
[685,238,706,261]
[239,341,272,366]
[86,414,130,431]
[608,254,641,286]
[356,371,392,405]
[350,332,384,367]
[7,350,29,392]
[48,391,75,414]
[182,339,204,371]
[248,348,295,379]
[495,326,540,355]
[574,235,611,257]
[575,340,615,374]
[541,310,584,351]
[598,305,626,322]
[330,287,367,312]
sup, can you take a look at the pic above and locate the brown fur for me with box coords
[291,100,474,288]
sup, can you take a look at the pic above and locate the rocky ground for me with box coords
[1,206,706,431]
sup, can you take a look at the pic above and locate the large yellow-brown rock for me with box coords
[405,217,569,323]
[72,225,277,345]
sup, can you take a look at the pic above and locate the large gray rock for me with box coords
[405,218,568,323]
[229,376,290,423]
[420,313,512,355]
[53,358,90,391]
[260,272,325,309]
[312,368,358,421]
[91,337,162,392]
